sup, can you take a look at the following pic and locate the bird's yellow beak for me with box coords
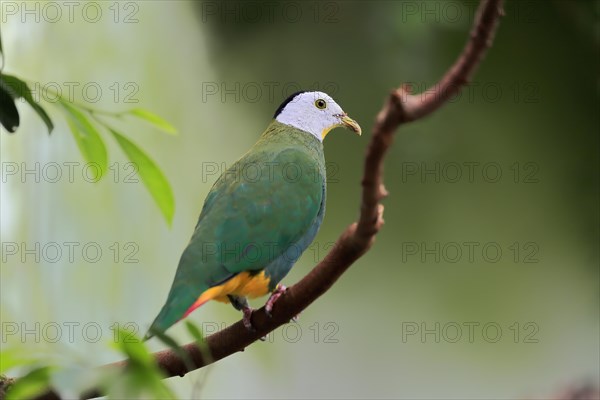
[322,114,362,140]
[340,114,362,136]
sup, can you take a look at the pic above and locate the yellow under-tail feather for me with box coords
[183,271,271,318]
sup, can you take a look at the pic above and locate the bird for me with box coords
[145,90,361,339]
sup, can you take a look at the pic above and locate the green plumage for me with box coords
[147,120,326,335]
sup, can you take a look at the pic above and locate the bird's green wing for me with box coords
[149,142,324,334]
[187,145,324,281]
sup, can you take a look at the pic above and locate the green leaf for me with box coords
[0,349,35,374]
[185,321,213,364]
[107,368,175,400]
[115,328,154,367]
[112,328,153,368]
[152,330,195,372]
[1,74,54,133]
[108,127,175,225]
[5,366,53,400]
[0,82,19,133]
[127,108,177,135]
[59,101,107,176]
[185,321,205,344]
[110,328,176,399]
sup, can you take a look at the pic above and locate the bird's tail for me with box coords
[144,303,181,341]
[144,286,215,341]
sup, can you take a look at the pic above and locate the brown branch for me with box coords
[32,1,504,399]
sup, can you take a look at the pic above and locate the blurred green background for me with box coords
[1,0,598,398]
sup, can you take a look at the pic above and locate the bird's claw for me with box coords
[242,306,256,332]
[243,285,292,334]
[242,307,268,341]
[265,285,287,317]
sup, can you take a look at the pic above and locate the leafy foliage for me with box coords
[0,349,39,375]
[151,328,195,372]
[1,329,183,399]
[109,127,175,225]
[185,321,213,365]
[1,26,181,397]
[5,367,53,400]
[59,100,108,174]
[1,347,58,400]
[127,108,177,135]
[0,77,19,132]
[1,74,53,133]
[0,70,176,225]
[107,328,176,399]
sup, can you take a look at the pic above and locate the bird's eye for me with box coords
[315,99,327,109]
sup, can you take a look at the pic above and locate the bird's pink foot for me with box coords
[265,285,287,317]
[242,306,256,332]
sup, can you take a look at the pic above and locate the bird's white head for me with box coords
[274,91,361,142]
